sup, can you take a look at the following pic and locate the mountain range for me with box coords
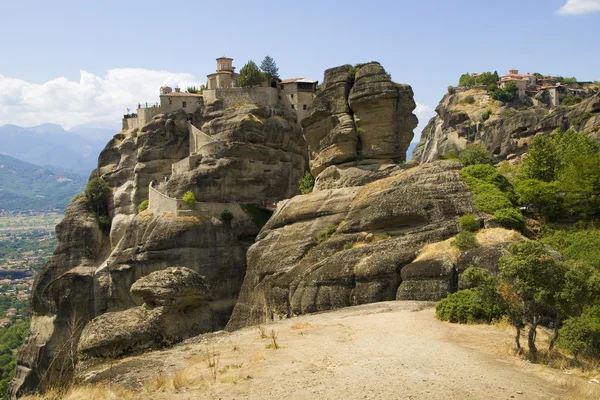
[0,122,119,175]
[0,154,87,211]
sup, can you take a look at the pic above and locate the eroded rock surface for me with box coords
[302,63,417,178]
[227,161,476,330]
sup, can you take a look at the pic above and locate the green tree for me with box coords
[236,60,264,87]
[260,55,280,86]
[85,178,111,217]
[298,171,315,195]
[520,136,560,182]
[459,143,493,166]
[515,179,562,219]
[458,73,475,87]
[498,241,565,361]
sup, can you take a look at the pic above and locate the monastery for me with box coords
[123,57,318,131]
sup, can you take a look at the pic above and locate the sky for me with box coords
[0,0,599,141]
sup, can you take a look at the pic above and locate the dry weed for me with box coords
[257,325,268,339]
[291,322,312,330]
[266,329,280,349]
[21,385,136,400]
[203,342,220,383]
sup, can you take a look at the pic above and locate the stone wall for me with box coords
[148,185,179,213]
[138,107,162,126]
[148,185,245,219]
[122,117,139,131]
[203,87,279,109]
[189,123,214,154]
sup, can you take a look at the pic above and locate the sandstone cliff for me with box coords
[11,99,306,396]
[228,63,509,330]
[413,90,600,163]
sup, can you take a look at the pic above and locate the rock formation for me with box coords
[228,62,491,330]
[413,90,600,163]
[302,63,418,188]
[78,267,212,360]
[11,97,306,396]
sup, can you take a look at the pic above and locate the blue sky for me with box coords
[1,0,599,139]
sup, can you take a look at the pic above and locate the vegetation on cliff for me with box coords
[438,131,600,368]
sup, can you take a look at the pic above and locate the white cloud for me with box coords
[412,102,436,143]
[0,69,205,129]
[556,0,600,15]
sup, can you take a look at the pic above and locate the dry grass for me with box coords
[21,385,136,400]
[352,234,391,249]
[291,322,313,330]
[559,376,600,400]
[475,228,522,247]
[414,237,460,263]
[142,366,208,393]
[138,209,154,218]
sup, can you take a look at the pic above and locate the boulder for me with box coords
[456,245,509,290]
[130,267,211,308]
[78,268,215,360]
[396,259,456,301]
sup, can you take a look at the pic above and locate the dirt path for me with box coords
[79,301,597,400]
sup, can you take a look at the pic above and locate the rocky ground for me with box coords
[65,301,598,400]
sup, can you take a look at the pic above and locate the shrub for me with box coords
[571,112,593,129]
[356,126,365,136]
[315,225,337,244]
[447,86,456,95]
[442,151,459,160]
[454,231,479,250]
[459,214,479,232]
[137,200,149,213]
[481,109,492,121]
[561,94,582,106]
[459,143,493,166]
[474,191,513,214]
[298,171,315,195]
[436,288,503,323]
[493,208,525,231]
[558,306,600,359]
[460,95,475,104]
[220,209,233,225]
[347,66,357,79]
[542,229,600,269]
[183,191,196,207]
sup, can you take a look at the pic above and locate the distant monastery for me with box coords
[123,56,318,131]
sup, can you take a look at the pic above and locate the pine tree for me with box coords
[236,60,264,87]
[260,55,280,86]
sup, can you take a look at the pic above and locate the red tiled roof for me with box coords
[159,92,203,97]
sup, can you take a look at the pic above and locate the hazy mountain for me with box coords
[0,154,86,211]
[0,123,118,174]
